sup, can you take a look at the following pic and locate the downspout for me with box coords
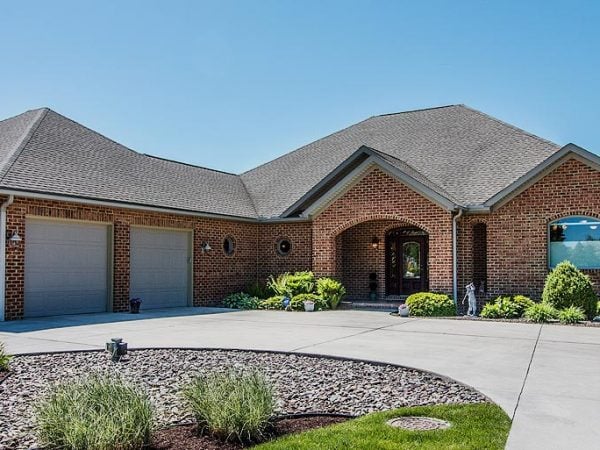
[452,207,464,305]
[0,195,14,321]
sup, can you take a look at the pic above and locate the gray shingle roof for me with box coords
[0,105,563,219]
[0,109,258,218]
[241,105,561,217]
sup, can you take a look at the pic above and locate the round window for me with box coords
[276,238,292,256]
[223,236,236,256]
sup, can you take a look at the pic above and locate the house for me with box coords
[0,105,598,320]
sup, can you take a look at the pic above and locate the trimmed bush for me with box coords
[524,302,558,323]
[258,295,286,310]
[316,277,346,309]
[35,375,153,450]
[268,271,315,297]
[290,293,328,311]
[480,295,534,319]
[223,292,260,310]
[542,261,597,319]
[558,306,586,324]
[183,370,275,444]
[0,342,11,372]
[406,292,456,317]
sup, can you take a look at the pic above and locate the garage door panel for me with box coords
[24,220,109,318]
[130,227,191,309]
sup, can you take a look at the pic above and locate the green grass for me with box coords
[257,403,510,450]
[35,375,153,450]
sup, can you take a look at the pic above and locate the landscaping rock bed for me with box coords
[0,349,486,449]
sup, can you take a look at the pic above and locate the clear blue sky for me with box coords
[1,1,598,173]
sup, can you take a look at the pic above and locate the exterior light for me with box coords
[201,242,212,253]
[7,231,21,245]
[105,337,128,362]
[371,236,380,249]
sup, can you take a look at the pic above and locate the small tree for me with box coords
[542,261,598,319]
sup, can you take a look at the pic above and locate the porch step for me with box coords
[340,301,403,312]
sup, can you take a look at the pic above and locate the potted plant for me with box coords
[303,300,315,312]
[398,303,409,317]
[129,298,142,314]
[368,273,378,301]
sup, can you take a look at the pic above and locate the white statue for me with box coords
[462,282,477,316]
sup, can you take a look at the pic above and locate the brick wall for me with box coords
[312,167,454,295]
[258,222,312,281]
[3,197,259,320]
[485,158,600,299]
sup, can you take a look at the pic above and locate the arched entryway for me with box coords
[385,227,429,296]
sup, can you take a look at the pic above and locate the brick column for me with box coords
[5,205,26,320]
[113,220,130,312]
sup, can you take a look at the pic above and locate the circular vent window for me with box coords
[223,236,236,256]
[276,238,292,256]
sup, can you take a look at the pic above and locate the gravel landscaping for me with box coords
[0,349,486,449]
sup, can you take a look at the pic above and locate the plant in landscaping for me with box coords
[268,271,316,297]
[558,306,586,324]
[480,295,534,319]
[405,292,456,317]
[290,293,328,311]
[183,370,275,444]
[316,277,347,309]
[0,341,11,372]
[35,375,153,450]
[542,261,597,319]
[223,292,260,310]
[524,302,559,323]
[246,281,273,299]
[258,295,286,310]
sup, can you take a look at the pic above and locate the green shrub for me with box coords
[267,271,315,297]
[0,342,11,372]
[35,375,153,450]
[223,292,260,310]
[258,295,286,310]
[316,277,346,309]
[558,306,586,324]
[597,300,600,315]
[245,281,273,299]
[480,295,534,319]
[542,261,597,319]
[183,370,275,444]
[290,293,328,311]
[524,302,559,323]
[480,303,501,319]
[406,292,456,317]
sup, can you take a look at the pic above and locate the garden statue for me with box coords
[462,282,477,316]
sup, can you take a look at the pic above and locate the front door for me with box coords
[386,228,428,296]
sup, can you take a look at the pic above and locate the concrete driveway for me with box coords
[1,308,599,449]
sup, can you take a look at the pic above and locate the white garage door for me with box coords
[24,219,109,317]
[130,227,191,309]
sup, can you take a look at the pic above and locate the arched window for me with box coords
[223,236,236,256]
[549,216,600,269]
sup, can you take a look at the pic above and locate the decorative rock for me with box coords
[387,416,452,431]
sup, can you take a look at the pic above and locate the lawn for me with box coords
[257,403,511,450]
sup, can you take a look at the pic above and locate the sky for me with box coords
[1,1,599,173]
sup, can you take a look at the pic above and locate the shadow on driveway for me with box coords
[0,307,236,333]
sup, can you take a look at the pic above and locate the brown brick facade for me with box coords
[258,222,313,281]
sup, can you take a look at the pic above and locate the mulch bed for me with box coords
[150,415,349,449]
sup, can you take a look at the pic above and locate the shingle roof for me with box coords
[0,109,258,219]
[241,105,561,217]
[0,105,563,219]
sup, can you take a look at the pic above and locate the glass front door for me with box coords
[386,229,428,295]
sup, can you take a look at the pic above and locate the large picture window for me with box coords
[549,216,600,269]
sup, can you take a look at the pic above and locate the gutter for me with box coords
[0,195,14,321]
[452,207,465,305]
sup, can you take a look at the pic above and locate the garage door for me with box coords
[24,219,110,317]
[130,227,191,309]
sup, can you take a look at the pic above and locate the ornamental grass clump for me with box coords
[35,375,153,450]
[405,292,456,317]
[183,370,275,444]
[542,261,597,319]
[558,306,586,324]
[0,342,11,372]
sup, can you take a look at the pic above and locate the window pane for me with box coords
[403,242,420,278]
[549,217,600,269]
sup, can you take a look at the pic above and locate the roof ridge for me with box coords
[375,104,463,117]
[0,108,49,183]
[460,105,561,149]
[0,107,48,126]
[143,154,239,176]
